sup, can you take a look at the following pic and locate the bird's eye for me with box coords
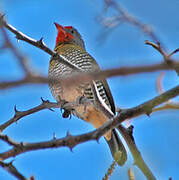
[71,30,74,34]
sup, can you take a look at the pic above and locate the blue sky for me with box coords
[0,0,179,179]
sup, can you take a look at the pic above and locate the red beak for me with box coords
[54,22,66,34]
[54,22,74,48]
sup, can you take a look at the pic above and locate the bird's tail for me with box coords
[106,129,127,166]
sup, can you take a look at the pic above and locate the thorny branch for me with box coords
[0,3,179,180]
[0,98,59,132]
[0,161,28,180]
[0,84,179,162]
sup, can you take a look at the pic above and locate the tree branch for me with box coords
[0,84,178,164]
[0,28,31,75]
[0,99,59,132]
[146,40,179,75]
[0,161,28,180]
[99,0,161,46]
[117,125,156,180]
[0,62,175,90]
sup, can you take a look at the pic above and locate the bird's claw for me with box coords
[60,100,74,119]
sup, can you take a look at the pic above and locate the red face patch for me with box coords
[64,26,73,29]
[54,23,74,47]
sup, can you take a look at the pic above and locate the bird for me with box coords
[48,22,127,165]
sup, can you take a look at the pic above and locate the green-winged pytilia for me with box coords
[48,22,127,165]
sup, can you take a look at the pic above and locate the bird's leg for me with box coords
[75,96,92,115]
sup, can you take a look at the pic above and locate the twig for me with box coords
[0,28,31,74]
[145,40,179,75]
[153,103,179,112]
[99,0,161,45]
[118,125,156,180]
[128,168,135,180]
[102,160,117,180]
[0,98,59,132]
[0,161,28,180]
[156,72,165,95]
[154,71,179,112]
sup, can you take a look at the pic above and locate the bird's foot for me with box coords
[60,100,74,119]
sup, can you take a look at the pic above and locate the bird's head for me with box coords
[54,22,85,49]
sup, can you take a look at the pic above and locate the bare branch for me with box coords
[0,99,59,132]
[0,62,175,90]
[128,168,135,180]
[153,102,179,112]
[0,161,28,180]
[156,72,165,95]
[102,160,117,180]
[99,0,161,45]
[0,28,31,74]
[118,125,156,180]
[145,40,179,75]
[0,134,19,146]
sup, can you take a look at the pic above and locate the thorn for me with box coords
[65,131,75,151]
[48,108,54,112]
[20,142,25,148]
[37,37,44,45]
[68,145,74,152]
[39,37,43,42]
[14,105,21,118]
[146,109,152,117]
[66,130,72,138]
[15,35,21,41]
[53,132,56,140]
[41,97,45,102]
[14,105,18,113]
[30,176,35,180]
[9,159,15,165]
[40,97,49,103]
[68,142,75,152]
